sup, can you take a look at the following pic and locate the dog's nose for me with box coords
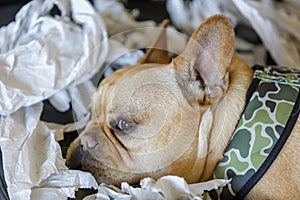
[66,129,99,170]
[80,132,98,151]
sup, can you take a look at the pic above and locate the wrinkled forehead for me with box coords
[115,63,174,88]
[98,63,181,112]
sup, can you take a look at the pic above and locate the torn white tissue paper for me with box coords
[0,103,63,200]
[43,80,95,142]
[166,0,300,68]
[233,0,300,68]
[70,80,96,121]
[165,0,267,67]
[94,0,155,36]
[48,90,71,113]
[166,0,238,35]
[0,0,108,116]
[83,175,230,200]
[32,170,98,199]
[0,103,97,200]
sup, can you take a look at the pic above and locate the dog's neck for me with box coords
[199,56,254,181]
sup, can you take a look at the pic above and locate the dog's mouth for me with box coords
[66,143,147,186]
[65,124,131,173]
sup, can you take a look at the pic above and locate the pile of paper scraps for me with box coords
[0,0,299,199]
[167,0,300,68]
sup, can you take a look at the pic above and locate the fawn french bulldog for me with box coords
[66,15,300,199]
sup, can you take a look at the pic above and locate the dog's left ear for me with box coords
[138,20,170,64]
[173,15,234,104]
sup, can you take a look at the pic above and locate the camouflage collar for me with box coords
[210,65,300,200]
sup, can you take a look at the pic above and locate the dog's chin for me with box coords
[80,152,166,187]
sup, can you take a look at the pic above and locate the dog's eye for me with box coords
[110,119,135,134]
[118,119,131,130]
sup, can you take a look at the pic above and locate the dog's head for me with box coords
[66,15,234,185]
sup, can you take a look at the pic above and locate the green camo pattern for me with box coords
[211,66,300,199]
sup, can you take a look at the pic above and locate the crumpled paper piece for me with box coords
[94,0,156,36]
[95,0,187,62]
[0,0,108,116]
[83,175,230,200]
[166,0,238,35]
[0,103,97,200]
[232,0,300,68]
[166,0,300,68]
[31,170,98,199]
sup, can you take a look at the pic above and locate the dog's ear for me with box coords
[138,19,170,64]
[172,15,234,104]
